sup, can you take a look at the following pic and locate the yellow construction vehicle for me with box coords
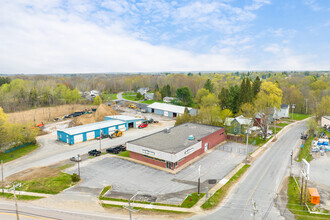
[110,130,123,138]
[128,104,138,110]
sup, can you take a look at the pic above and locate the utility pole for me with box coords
[99,131,102,151]
[305,99,308,114]
[198,165,201,196]
[1,160,4,194]
[77,154,80,178]
[245,128,250,164]
[9,183,21,220]
[124,192,139,220]
[252,199,258,220]
[290,151,293,177]
[300,175,304,206]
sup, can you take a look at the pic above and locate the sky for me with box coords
[0,0,330,74]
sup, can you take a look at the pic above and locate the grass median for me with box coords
[0,192,44,200]
[0,144,39,163]
[201,164,250,210]
[298,135,313,162]
[290,113,310,121]
[101,203,190,214]
[99,186,204,208]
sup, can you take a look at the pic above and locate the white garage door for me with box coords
[164,111,168,116]
[118,125,126,131]
[108,127,116,132]
[74,134,83,144]
[86,132,95,140]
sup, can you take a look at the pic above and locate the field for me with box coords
[290,113,310,120]
[122,92,140,101]
[102,93,117,101]
[7,104,97,124]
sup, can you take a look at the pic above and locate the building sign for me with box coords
[142,149,155,156]
[184,147,194,155]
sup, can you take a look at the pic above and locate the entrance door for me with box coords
[204,143,209,152]
[166,161,173,169]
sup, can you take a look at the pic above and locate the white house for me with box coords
[137,88,149,95]
[163,97,175,103]
[321,116,330,128]
[90,90,100,97]
[274,104,290,119]
[145,93,154,100]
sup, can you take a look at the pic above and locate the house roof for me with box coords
[235,115,253,125]
[147,102,192,114]
[281,104,289,109]
[323,116,330,120]
[128,123,223,154]
[58,120,125,136]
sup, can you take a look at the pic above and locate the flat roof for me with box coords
[147,102,192,114]
[105,115,144,121]
[58,120,125,136]
[128,123,223,154]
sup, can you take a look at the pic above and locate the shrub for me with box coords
[72,173,80,182]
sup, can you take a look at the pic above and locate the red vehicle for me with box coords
[138,123,148,129]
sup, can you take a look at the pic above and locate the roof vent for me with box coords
[188,135,195,140]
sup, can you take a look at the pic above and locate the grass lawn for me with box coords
[181,193,205,208]
[20,172,76,194]
[271,127,283,134]
[0,192,44,200]
[298,135,313,162]
[0,144,39,163]
[99,185,202,208]
[290,113,310,121]
[287,177,330,219]
[277,122,290,127]
[102,93,117,101]
[118,151,129,157]
[201,165,250,210]
[139,100,164,104]
[248,136,272,146]
[122,92,140,101]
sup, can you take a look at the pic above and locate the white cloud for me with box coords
[303,0,321,11]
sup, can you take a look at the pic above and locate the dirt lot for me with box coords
[7,104,97,124]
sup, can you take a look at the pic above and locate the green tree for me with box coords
[203,79,214,93]
[255,81,283,140]
[194,88,210,107]
[154,91,162,101]
[228,85,241,114]
[176,87,193,106]
[201,93,218,108]
[252,76,261,98]
[315,95,330,120]
[93,95,102,105]
[136,92,143,100]
[219,88,229,110]
[219,109,233,125]
[0,77,10,87]
[161,85,171,98]
[175,107,192,126]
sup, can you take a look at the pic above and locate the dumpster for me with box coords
[308,188,320,205]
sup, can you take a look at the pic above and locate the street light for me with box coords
[198,165,201,196]
[245,128,251,164]
[99,131,103,151]
[77,154,80,178]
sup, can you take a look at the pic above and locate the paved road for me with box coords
[2,120,174,179]
[0,200,126,220]
[192,121,307,220]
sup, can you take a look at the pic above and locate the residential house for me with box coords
[137,88,149,95]
[321,116,330,128]
[163,97,175,103]
[225,115,253,135]
[274,104,290,119]
[145,93,154,100]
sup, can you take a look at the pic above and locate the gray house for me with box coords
[147,102,197,118]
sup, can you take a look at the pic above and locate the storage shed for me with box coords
[147,102,197,118]
[105,115,145,129]
[57,120,127,145]
[127,123,226,170]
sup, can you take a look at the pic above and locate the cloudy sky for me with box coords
[0,0,329,74]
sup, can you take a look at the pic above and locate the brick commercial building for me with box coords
[127,123,226,170]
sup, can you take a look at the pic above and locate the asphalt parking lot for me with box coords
[66,142,246,205]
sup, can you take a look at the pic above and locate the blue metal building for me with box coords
[105,115,145,129]
[147,102,197,118]
[57,120,127,145]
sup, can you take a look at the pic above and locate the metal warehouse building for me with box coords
[57,120,127,145]
[105,115,145,129]
[127,123,226,170]
[147,102,197,118]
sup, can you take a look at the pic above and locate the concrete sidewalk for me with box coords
[2,189,52,198]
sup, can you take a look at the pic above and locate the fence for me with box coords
[226,134,245,143]
[4,142,33,154]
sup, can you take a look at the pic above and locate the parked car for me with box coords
[114,145,126,152]
[70,156,81,162]
[88,149,101,156]
[138,123,148,129]
[140,108,147,113]
[106,147,119,154]
[64,114,72,118]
